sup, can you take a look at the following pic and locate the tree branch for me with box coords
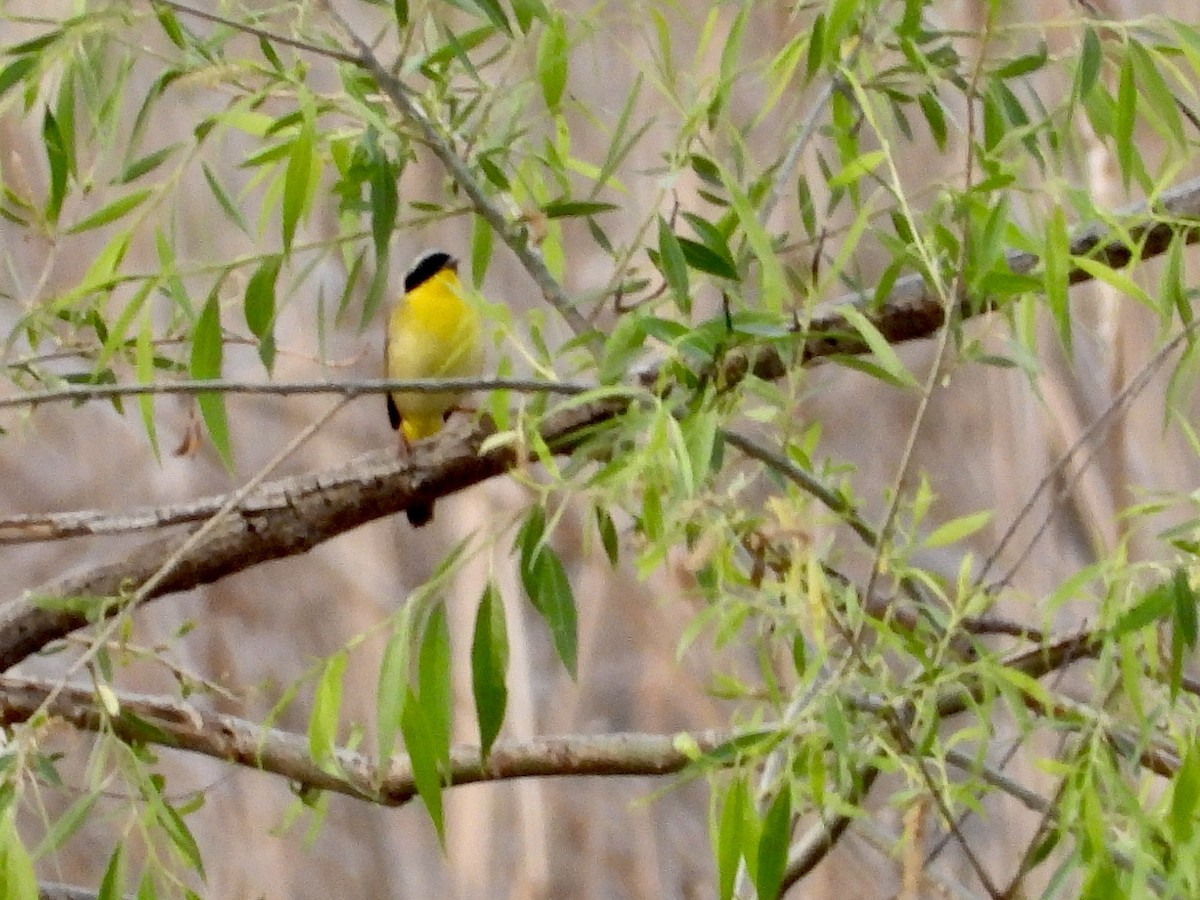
[0,675,731,803]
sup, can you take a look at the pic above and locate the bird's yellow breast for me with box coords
[386,267,484,441]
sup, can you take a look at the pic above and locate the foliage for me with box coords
[2,0,1200,897]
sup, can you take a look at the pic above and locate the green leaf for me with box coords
[136,307,159,460]
[511,0,548,31]
[119,145,180,184]
[1112,582,1172,638]
[1174,568,1198,648]
[42,107,68,225]
[828,149,886,189]
[537,16,569,110]
[244,257,280,372]
[718,162,786,311]
[0,815,37,900]
[1043,205,1070,352]
[1128,41,1186,147]
[657,217,691,314]
[308,651,347,767]
[993,40,1048,79]
[201,162,249,235]
[33,788,98,857]
[470,214,493,288]
[1077,27,1101,99]
[596,507,619,566]
[540,200,618,219]
[418,605,453,771]
[97,843,126,900]
[1115,49,1135,191]
[1171,743,1200,842]
[0,57,36,101]
[282,119,314,251]
[518,515,578,678]
[154,796,204,876]
[756,783,791,900]
[189,291,234,469]
[376,613,411,766]
[924,510,993,549]
[715,777,749,900]
[836,305,920,388]
[678,236,737,280]
[394,0,408,28]
[471,581,509,760]
[401,687,445,845]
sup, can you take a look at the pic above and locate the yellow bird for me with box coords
[386,250,485,526]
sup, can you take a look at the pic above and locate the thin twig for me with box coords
[147,0,359,64]
[0,376,591,412]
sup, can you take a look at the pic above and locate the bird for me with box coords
[386,250,485,526]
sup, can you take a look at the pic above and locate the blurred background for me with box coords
[2,0,1199,897]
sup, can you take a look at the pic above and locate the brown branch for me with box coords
[0,675,731,803]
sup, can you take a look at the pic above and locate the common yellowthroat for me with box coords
[386,250,485,526]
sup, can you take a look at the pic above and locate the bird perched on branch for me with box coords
[386,250,485,526]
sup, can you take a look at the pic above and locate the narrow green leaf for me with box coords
[471,581,509,760]
[519,533,578,678]
[1174,568,1198,648]
[925,510,993,549]
[1077,27,1101,99]
[201,162,249,235]
[97,843,125,900]
[718,163,786,311]
[308,651,347,767]
[154,797,204,876]
[828,149,886,189]
[244,257,280,372]
[1114,50,1135,190]
[0,815,37,900]
[837,305,920,388]
[0,58,36,101]
[1112,582,1172,637]
[42,108,68,224]
[658,217,691,314]
[537,16,569,110]
[282,120,314,251]
[33,788,98,858]
[1171,744,1200,842]
[189,291,233,469]
[394,0,408,28]
[136,307,160,460]
[993,40,1048,79]
[401,688,445,845]
[596,507,619,566]
[678,237,737,280]
[715,777,749,900]
[418,605,453,771]
[511,0,548,31]
[376,613,411,765]
[1128,41,1186,146]
[756,783,791,900]
[65,189,152,235]
[541,199,618,219]
[1043,205,1070,352]
[119,145,180,184]
[470,214,493,288]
